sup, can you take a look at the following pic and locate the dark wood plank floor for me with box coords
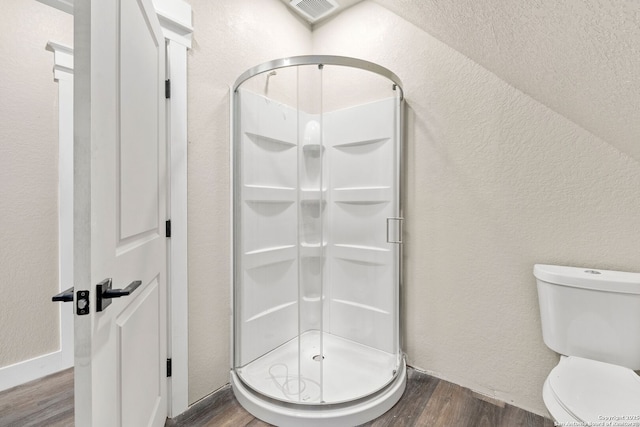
[0,368,74,427]
[0,367,553,427]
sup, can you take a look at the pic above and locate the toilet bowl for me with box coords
[542,356,640,423]
[534,264,640,423]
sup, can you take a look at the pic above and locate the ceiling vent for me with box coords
[290,0,339,23]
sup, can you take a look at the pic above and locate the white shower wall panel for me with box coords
[324,98,398,355]
[242,202,297,254]
[331,203,391,249]
[241,258,298,322]
[240,90,298,190]
[326,99,395,189]
[239,299,298,367]
[238,90,299,366]
[331,258,393,313]
[237,89,398,364]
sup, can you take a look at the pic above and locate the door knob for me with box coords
[52,286,74,302]
[52,287,89,315]
[96,278,143,312]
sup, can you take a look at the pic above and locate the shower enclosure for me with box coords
[231,56,405,426]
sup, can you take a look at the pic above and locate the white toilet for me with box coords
[534,264,640,423]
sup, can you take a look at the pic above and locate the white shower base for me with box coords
[232,331,406,426]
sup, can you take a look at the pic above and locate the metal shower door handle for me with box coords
[386,217,404,244]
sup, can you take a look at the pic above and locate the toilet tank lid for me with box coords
[534,264,640,295]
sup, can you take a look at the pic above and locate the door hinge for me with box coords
[165,220,171,238]
[167,359,172,377]
[165,79,171,99]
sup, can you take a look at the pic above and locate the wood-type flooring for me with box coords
[0,368,73,427]
[1,367,553,427]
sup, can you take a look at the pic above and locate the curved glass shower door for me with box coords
[232,57,403,410]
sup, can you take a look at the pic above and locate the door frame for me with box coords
[28,0,192,418]
[158,0,193,417]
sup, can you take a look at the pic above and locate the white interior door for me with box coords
[73,0,167,426]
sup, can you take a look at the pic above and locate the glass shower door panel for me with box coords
[323,68,401,402]
[234,82,300,397]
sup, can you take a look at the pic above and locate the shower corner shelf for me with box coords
[245,132,297,150]
[300,241,327,256]
[333,137,390,149]
[300,188,327,200]
[243,185,296,203]
[302,144,325,156]
[333,243,389,265]
[333,186,392,204]
[301,241,327,248]
[244,245,297,269]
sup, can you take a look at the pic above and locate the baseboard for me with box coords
[0,350,73,392]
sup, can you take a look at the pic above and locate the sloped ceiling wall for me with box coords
[372,0,640,162]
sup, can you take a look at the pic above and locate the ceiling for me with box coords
[285,0,640,162]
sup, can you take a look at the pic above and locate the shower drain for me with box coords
[312,354,324,362]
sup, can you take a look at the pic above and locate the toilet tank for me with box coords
[534,264,640,370]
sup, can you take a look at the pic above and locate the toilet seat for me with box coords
[545,356,640,423]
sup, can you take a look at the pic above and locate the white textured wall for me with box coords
[185,0,311,403]
[372,0,640,164]
[313,1,640,416]
[0,1,73,368]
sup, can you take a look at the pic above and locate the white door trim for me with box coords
[153,0,193,49]
[154,0,192,417]
[49,41,74,376]
[37,0,193,49]
[166,40,190,417]
[0,41,75,393]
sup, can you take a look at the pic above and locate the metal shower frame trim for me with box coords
[233,55,404,99]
